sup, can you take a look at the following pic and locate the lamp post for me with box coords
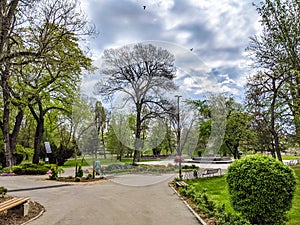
[175,95,182,179]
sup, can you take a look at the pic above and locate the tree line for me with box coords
[1,0,300,168]
[0,0,94,167]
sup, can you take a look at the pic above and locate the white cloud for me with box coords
[78,0,262,99]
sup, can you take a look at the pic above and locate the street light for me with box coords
[175,95,182,179]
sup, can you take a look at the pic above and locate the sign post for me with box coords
[44,142,52,163]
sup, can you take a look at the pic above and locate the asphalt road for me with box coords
[1,173,200,225]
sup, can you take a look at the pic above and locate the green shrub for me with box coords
[57,167,64,177]
[74,177,81,182]
[182,164,197,170]
[178,185,249,225]
[0,166,12,173]
[76,165,83,178]
[86,173,92,180]
[49,167,58,180]
[16,144,34,161]
[0,186,7,197]
[40,142,75,166]
[11,163,49,175]
[226,155,297,225]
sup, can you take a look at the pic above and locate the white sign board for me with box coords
[44,142,52,153]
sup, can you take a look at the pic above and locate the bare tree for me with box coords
[95,43,177,164]
[246,70,291,161]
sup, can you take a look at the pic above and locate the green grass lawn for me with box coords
[282,155,300,160]
[62,157,126,167]
[62,157,155,168]
[185,164,300,225]
[286,164,300,225]
[185,176,235,214]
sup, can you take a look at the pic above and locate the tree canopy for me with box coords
[95,43,177,163]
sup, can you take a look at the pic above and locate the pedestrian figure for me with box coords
[94,160,101,175]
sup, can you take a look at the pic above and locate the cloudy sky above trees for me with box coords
[79,0,261,100]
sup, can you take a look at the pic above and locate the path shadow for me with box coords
[8,184,71,193]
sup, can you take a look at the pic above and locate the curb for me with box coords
[21,202,45,225]
[169,184,207,225]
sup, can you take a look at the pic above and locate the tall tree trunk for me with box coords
[270,80,282,162]
[0,1,20,167]
[274,133,282,162]
[2,70,15,167]
[133,104,142,164]
[29,103,46,164]
[32,118,44,164]
[101,127,106,159]
[270,145,276,158]
[9,109,24,155]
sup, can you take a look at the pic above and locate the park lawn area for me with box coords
[286,164,300,225]
[282,155,300,160]
[62,158,90,167]
[62,157,155,168]
[185,165,300,225]
[62,158,124,167]
[185,175,235,214]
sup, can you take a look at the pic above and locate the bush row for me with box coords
[182,164,198,170]
[0,163,50,175]
[178,185,250,225]
[104,164,176,174]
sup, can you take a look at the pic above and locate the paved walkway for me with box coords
[1,172,200,225]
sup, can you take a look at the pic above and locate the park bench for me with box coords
[175,181,188,189]
[202,168,221,177]
[183,168,222,180]
[0,197,30,216]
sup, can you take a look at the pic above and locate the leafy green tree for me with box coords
[247,0,300,149]
[94,101,107,158]
[0,0,94,166]
[147,119,167,155]
[224,110,253,159]
[223,99,254,159]
[25,31,91,164]
[164,118,176,154]
[95,43,177,164]
[226,155,296,225]
[17,108,36,149]
[105,114,133,161]
[0,1,33,167]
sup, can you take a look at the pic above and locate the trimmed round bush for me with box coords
[226,155,296,225]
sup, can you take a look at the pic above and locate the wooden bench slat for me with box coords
[0,197,30,213]
[0,198,24,209]
[0,198,30,211]
[176,181,188,188]
[202,168,221,177]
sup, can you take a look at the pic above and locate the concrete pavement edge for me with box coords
[169,183,207,225]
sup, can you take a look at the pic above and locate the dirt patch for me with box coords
[0,196,44,225]
[46,176,109,185]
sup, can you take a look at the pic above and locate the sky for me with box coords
[78,0,262,102]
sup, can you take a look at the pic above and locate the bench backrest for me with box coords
[206,169,220,174]
[0,197,30,212]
